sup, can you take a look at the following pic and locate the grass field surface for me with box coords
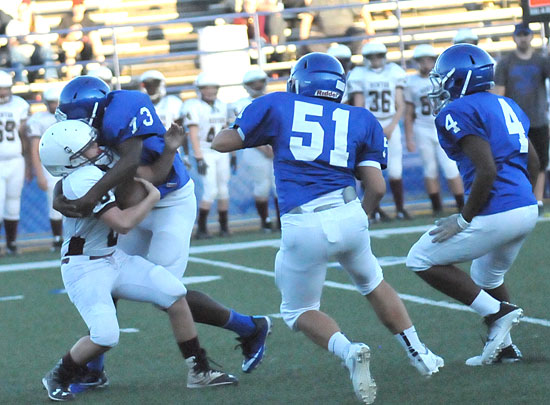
[1,216,549,404]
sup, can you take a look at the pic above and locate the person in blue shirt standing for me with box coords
[406,44,539,366]
[53,76,272,391]
[212,53,443,404]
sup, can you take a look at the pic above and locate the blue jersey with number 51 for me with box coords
[435,92,536,215]
[100,90,190,197]
[233,92,387,214]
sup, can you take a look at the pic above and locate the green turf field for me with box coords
[1,216,550,404]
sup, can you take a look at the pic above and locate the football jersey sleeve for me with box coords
[356,112,388,169]
[233,94,276,148]
[27,115,43,138]
[391,63,407,88]
[182,99,200,127]
[346,67,365,95]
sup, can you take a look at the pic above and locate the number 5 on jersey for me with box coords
[289,100,350,167]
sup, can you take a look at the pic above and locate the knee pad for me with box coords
[280,304,320,331]
[470,265,505,290]
[405,244,432,272]
[90,316,120,347]
[4,196,21,220]
[149,265,187,308]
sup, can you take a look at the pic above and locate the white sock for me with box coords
[394,325,424,356]
[328,331,351,361]
[470,290,501,317]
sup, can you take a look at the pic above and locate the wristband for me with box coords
[457,213,470,230]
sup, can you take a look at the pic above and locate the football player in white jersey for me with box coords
[348,42,411,221]
[0,70,30,255]
[140,70,184,129]
[229,68,279,232]
[39,120,237,402]
[183,72,233,238]
[27,85,65,250]
[87,66,115,89]
[404,44,464,216]
[327,43,353,104]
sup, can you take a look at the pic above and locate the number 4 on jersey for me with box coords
[498,98,528,153]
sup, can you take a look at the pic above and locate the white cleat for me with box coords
[345,343,377,404]
[466,344,523,367]
[481,303,523,365]
[409,345,444,377]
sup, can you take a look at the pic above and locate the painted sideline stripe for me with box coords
[0,295,24,302]
[0,260,59,273]
[187,256,550,328]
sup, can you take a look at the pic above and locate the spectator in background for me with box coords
[404,44,464,216]
[27,86,64,251]
[233,0,286,49]
[348,42,410,222]
[0,70,30,256]
[453,28,479,45]
[140,70,184,129]
[298,0,374,56]
[493,23,550,212]
[183,72,233,239]
[56,0,104,76]
[229,68,280,232]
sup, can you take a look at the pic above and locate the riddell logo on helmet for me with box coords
[314,89,339,99]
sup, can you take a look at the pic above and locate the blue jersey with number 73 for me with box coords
[99,90,190,197]
[233,92,387,215]
[435,91,536,215]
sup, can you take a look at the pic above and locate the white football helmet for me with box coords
[195,72,220,88]
[327,43,352,59]
[39,120,112,177]
[412,44,437,59]
[0,70,13,104]
[43,86,63,102]
[87,66,114,88]
[453,28,478,45]
[140,70,166,103]
[243,68,267,98]
[361,42,387,57]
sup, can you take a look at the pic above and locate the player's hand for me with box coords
[37,174,48,191]
[406,138,416,153]
[230,154,237,174]
[429,213,470,243]
[53,194,84,218]
[164,123,185,152]
[135,177,161,202]
[383,124,395,139]
[196,158,208,175]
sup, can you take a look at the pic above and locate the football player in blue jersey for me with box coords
[212,53,443,404]
[406,44,539,366]
[53,76,272,391]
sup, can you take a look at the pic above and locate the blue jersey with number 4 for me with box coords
[435,92,536,215]
[233,92,387,214]
[100,90,190,197]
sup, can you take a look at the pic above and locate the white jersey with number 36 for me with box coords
[0,95,29,160]
[347,63,406,120]
[182,98,228,150]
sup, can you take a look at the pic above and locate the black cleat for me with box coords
[42,360,75,402]
[194,230,211,240]
[69,368,109,393]
[395,209,412,220]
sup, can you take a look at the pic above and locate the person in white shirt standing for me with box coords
[229,68,279,232]
[0,70,30,255]
[348,43,411,222]
[404,44,464,216]
[27,85,65,250]
[183,72,233,239]
[140,70,184,128]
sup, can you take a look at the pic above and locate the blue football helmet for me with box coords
[56,76,110,127]
[428,44,495,115]
[287,52,346,103]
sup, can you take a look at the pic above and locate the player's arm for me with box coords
[19,119,32,181]
[404,102,416,152]
[187,125,203,159]
[384,87,405,138]
[211,128,244,152]
[350,92,365,108]
[136,123,184,185]
[458,135,497,222]
[527,138,540,190]
[99,178,160,234]
[357,165,386,216]
[55,137,143,217]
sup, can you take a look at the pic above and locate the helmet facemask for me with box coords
[428,70,453,115]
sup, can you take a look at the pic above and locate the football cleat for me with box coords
[345,343,377,404]
[480,302,523,364]
[408,345,444,377]
[465,344,523,366]
[6,242,18,256]
[42,360,76,402]
[235,316,272,373]
[185,349,238,388]
[396,209,412,220]
[69,368,109,393]
[194,230,211,240]
[369,207,391,224]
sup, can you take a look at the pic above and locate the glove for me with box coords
[230,155,237,174]
[196,158,208,176]
[429,213,470,243]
